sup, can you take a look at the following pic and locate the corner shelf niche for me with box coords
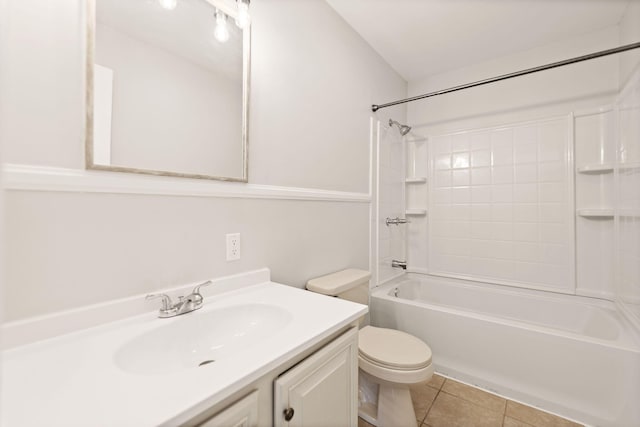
[576,164,614,174]
[405,209,427,216]
[575,162,615,221]
[405,177,427,184]
[405,139,428,221]
[576,208,614,218]
[573,107,616,298]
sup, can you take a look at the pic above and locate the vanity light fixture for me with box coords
[214,9,230,43]
[158,0,177,10]
[235,0,251,29]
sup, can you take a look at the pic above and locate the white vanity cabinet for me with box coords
[187,326,359,427]
[274,327,358,427]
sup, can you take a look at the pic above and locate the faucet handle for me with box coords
[145,293,173,310]
[192,280,212,295]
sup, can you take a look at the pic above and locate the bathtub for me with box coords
[370,274,640,427]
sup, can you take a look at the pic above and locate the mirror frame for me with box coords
[84,0,250,182]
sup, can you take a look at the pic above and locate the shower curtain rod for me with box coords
[371,41,640,112]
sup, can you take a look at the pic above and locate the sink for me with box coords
[114,303,292,375]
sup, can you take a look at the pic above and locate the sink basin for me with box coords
[114,303,292,375]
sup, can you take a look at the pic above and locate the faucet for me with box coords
[391,260,407,270]
[386,217,409,226]
[146,280,212,318]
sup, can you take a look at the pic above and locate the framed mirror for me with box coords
[85,0,250,182]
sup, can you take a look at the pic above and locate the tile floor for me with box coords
[358,374,583,427]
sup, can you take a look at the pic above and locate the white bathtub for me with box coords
[371,274,640,427]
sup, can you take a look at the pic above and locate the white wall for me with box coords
[616,68,640,325]
[408,27,620,134]
[0,0,407,321]
[0,0,6,337]
[619,0,640,86]
[616,3,640,324]
[250,0,406,193]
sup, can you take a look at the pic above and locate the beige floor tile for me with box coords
[410,382,439,422]
[441,379,506,414]
[506,401,583,427]
[426,373,446,390]
[503,416,534,427]
[424,391,504,427]
[357,416,376,427]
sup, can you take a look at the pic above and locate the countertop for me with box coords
[1,278,367,426]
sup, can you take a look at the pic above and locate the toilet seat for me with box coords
[358,326,433,384]
[359,326,432,369]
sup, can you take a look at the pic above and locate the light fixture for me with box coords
[158,0,177,10]
[235,0,251,29]
[214,9,230,43]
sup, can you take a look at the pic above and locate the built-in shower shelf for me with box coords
[576,163,614,174]
[576,162,640,174]
[576,208,614,218]
[405,177,427,184]
[405,209,427,216]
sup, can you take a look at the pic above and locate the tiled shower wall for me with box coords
[427,118,574,292]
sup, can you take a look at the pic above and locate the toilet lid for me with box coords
[358,326,432,370]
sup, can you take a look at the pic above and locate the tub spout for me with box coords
[391,260,407,270]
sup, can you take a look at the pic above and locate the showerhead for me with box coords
[389,119,412,136]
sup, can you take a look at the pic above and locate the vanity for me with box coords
[1,269,367,426]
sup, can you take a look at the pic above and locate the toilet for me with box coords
[307,269,433,427]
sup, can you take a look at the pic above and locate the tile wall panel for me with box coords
[428,118,574,291]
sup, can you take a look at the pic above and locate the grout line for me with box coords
[440,379,507,413]
[421,387,442,426]
[501,389,507,426]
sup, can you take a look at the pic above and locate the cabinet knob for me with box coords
[283,407,295,421]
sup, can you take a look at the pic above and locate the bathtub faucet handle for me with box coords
[386,217,409,226]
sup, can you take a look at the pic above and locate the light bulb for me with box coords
[158,0,177,10]
[214,10,230,43]
[235,0,250,29]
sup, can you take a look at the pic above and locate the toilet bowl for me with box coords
[307,269,433,427]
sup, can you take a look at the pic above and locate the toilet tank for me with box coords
[306,269,370,305]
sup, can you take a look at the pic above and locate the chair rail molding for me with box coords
[2,164,371,203]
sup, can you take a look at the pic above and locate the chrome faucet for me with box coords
[146,280,212,318]
[391,259,407,270]
[386,217,409,226]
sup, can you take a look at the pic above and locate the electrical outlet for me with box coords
[226,233,241,261]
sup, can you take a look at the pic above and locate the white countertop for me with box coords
[1,277,367,427]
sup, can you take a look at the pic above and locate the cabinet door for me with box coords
[274,327,358,427]
[198,390,259,427]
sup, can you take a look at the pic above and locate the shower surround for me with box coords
[372,23,640,427]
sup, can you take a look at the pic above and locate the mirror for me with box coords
[86,0,249,182]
